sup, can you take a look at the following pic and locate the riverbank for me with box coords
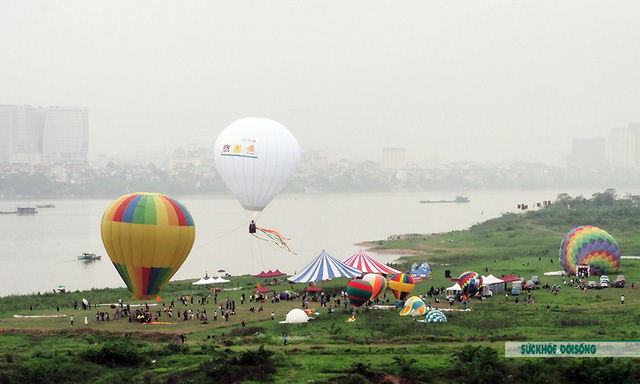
[2,195,640,382]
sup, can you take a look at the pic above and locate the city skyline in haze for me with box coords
[2,1,640,166]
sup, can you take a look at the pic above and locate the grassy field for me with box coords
[1,191,640,383]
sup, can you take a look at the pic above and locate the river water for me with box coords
[0,189,627,297]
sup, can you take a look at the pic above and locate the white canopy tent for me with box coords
[482,274,505,295]
[212,276,230,284]
[192,276,212,286]
[446,282,462,296]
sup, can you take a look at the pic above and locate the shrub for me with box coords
[81,334,145,366]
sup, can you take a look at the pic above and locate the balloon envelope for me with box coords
[101,193,196,300]
[559,225,621,275]
[400,296,427,316]
[425,310,447,323]
[458,271,483,297]
[361,273,387,299]
[347,279,373,307]
[389,273,415,300]
[214,117,300,212]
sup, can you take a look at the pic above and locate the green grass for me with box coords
[2,191,640,383]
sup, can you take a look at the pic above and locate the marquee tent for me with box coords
[212,276,230,284]
[446,282,462,296]
[192,276,212,286]
[252,286,274,294]
[343,250,401,275]
[303,285,324,292]
[482,274,505,295]
[500,275,521,283]
[253,269,288,278]
[288,251,362,283]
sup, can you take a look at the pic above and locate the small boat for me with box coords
[0,206,39,215]
[420,196,470,204]
[36,203,56,208]
[17,206,38,215]
[77,253,102,261]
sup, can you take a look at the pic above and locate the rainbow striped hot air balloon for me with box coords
[458,271,483,297]
[101,193,196,300]
[559,225,621,275]
[361,273,388,300]
[389,273,415,301]
[400,296,427,316]
[347,279,373,307]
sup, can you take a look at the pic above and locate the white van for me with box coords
[599,275,610,288]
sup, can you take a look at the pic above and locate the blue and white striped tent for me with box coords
[288,251,363,283]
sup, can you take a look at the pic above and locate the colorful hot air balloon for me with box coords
[361,273,388,300]
[425,309,447,323]
[279,290,298,300]
[559,225,621,275]
[399,296,427,316]
[458,271,483,297]
[389,273,415,301]
[346,279,373,307]
[101,193,196,300]
[214,117,300,212]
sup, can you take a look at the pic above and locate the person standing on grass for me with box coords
[621,295,625,304]
[70,315,74,326]
[284,334,288,345]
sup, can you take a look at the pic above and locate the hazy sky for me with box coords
[2,1,640,165]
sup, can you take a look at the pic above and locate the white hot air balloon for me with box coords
[214,118,300,212]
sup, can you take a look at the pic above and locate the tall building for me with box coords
[0,105,46,163]
[300,150,329,171]
[0,105,88,164]
[381,147,406,171]
[571,137,605,165]
[607,125,640,169]
[42,107,89,163]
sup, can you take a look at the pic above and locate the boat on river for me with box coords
[0,206,38,215]
[77,253,102,261]
[420,196,470,204]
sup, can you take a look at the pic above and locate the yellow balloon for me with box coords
[101,193,196,300]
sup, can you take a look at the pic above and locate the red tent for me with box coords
[253,269,288,278]
[500,275,521,283]
[252,286,274,294]
[303,285,324,292]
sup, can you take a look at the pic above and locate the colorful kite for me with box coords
[559,225,621,275]
[252,227,296,254]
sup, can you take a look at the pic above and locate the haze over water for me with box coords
[1,189,630,298]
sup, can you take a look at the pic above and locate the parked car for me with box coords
[531,276,541,285]
[586,281,599,289]
[616,275,626,283]
[600,275,610,288]
[611,280,625,288]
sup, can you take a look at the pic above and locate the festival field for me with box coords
[1,193,639,383]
